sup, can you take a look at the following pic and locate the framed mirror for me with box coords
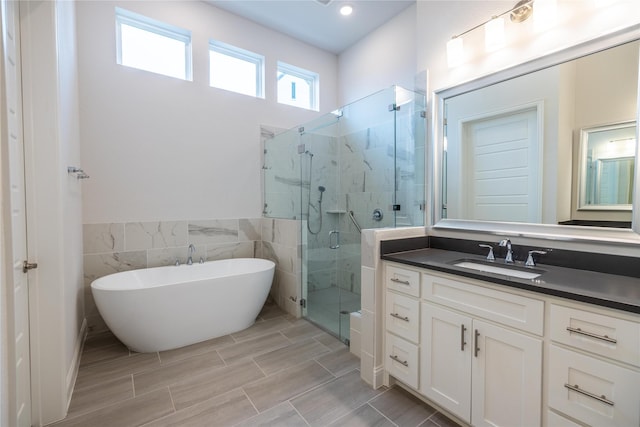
[432,27,640,242]
[578,121,636,212]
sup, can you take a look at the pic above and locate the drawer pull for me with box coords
[389,354,408,367]
[474,329,480,357]
[460,324,467,351]
[390,313,409,322]
[390,277,411,286]
[566,327,617,344]
[564,383,614,406]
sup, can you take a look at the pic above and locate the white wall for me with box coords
[338,4,416,105]
[76,1,338,224]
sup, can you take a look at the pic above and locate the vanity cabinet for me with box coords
[382,261,640,427]
[421,273,543,427]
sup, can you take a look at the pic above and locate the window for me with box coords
[209,40,264,98]
[116,8,192,81]
[277,62,319,111]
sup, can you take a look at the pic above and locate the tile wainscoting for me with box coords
[83,218,302,335]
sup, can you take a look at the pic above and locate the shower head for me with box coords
[305,150,314,157]
[317,185,325,204]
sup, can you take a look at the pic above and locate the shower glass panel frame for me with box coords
[264,86,426,344]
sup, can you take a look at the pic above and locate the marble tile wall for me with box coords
[83,218,301,336]
[359,227,427,388]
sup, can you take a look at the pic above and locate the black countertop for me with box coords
[381,240,640,315]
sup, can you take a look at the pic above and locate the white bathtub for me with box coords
[91,258,275,353]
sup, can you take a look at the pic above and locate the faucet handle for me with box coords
[525,250,547,267]
[478,244,495,261]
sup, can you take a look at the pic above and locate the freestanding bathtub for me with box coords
[91,258,275,353]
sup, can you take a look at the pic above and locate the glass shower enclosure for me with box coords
[264,86,426,344]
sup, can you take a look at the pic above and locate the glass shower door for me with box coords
[301,87,401,343]
[299,113,342,338]
[298,86,426,344]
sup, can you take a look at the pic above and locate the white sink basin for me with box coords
[453,261,543,279]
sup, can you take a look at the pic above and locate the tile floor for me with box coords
[50,303,462,427]
[306,287,361,341]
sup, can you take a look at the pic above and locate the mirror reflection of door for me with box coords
[579,121,636,210]
[461,106,541,222]
[592,157,634,205]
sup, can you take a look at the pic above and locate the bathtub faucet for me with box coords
[187,244,196,265]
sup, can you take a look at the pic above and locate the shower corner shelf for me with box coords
[326,210,347,214]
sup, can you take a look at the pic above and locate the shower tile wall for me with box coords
[263,111,425,299]
[82,218,301,336]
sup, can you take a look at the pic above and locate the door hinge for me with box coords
[300,298,306,308]
[23,261,38,273]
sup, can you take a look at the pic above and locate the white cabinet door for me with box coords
[421,303,472,423]
[472,320,542,427]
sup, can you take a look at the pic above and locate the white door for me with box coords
[462,107,540,223]
[1,1,32,425]
[421,303,472,423]
[471,320,542,427]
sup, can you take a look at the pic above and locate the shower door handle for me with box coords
[329,230,340,249]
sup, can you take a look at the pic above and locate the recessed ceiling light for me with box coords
[340,5,353,16]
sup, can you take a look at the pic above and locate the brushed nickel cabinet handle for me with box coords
[474,329,480,357]
[461,324,467,351]
[390,278,410,285]
[564,383,614,406]
[390,313,409,322]
[566,327,617,344]
[389,354,408,367]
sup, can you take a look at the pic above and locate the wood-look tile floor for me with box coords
[49,303,462,427]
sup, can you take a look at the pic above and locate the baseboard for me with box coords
[373,364,385,389]
[65,318,87,411]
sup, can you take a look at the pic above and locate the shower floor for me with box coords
[305,286,360,344]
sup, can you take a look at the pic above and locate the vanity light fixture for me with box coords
[446,0,537,67]
[533,0,558,32]
[485,16,505,51]
[447,36,464,68]
[340,5,353,16]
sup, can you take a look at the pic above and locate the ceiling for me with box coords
[206,0,415,54]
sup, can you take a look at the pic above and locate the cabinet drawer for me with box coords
[386,265,420,297]
[385,333,419,389]
[422,273,544,335]
[386,291,420,343]
[550,304,640,367]
[548,345,640,427]
[547,410,582,427]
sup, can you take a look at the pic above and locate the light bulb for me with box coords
[340,5,353,16]
[447,37,464,68]
[485,16,505,52]
[534,0,558,32]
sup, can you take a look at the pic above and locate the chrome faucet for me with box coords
[187,244,195,265]
[498,239,514,263]
[479,244,495,261]
[525,250,548,267]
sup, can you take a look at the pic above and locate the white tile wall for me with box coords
[83,217,302,335]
